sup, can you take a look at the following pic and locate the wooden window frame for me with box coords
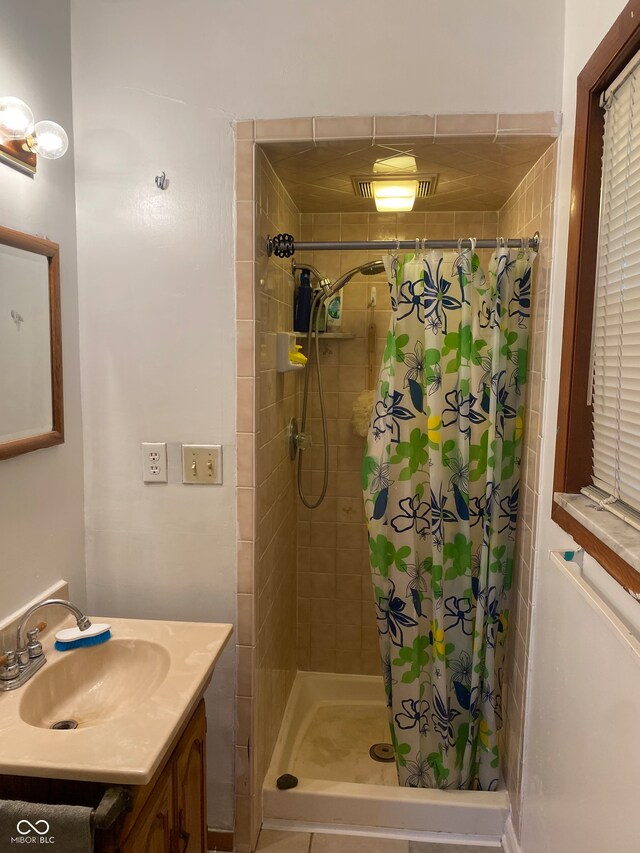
[554,0,640,595]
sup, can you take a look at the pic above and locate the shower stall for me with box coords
[234,116,558,851]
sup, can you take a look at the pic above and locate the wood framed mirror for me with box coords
[0,225,63,460]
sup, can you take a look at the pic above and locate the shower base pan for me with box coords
[263,671,509,845]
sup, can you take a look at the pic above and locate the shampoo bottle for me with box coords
[326,291,343,330]
[294,268,312,332]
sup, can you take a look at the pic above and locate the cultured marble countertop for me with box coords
[0,616,232,784]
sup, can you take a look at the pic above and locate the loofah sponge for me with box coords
[352,389,375,438]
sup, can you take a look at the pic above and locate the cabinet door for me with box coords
[174,701,207,853]
[121,768,174,853]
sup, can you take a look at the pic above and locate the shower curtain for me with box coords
[362,246,535,790]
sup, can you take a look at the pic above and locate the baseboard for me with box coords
[207,828,234,851]
[501,816,522,853]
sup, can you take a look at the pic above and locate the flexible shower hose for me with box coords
[297,289,329,509]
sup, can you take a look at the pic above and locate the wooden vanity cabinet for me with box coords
[0,700,208,853]
[115,699,207,853]
[120,768,174,853]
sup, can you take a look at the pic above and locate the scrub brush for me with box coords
[55,622,111,651]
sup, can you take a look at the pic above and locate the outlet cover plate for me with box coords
[142,442,168,483]
[182,444,222,485]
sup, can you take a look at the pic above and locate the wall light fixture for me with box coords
[0,96,69,176]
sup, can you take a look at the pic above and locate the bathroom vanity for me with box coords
[0,699,207,851]
[0,615,232,852]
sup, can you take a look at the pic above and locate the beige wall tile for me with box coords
[234,120,255,140]
[498,111,560,135]
[255,117,314,140]
[314,116,374,139]
[236,262,255,321]
[236,201,255,262]
[237,593,255,645]
[236,142,255,202]
[237,645,254,697]
[374,114,435,139]
[237,378,255,433]
[436,113,497,137]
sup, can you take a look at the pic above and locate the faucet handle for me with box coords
[0,651,19,680]
[27,623,47,659]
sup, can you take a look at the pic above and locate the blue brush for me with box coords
[54,623,111,652]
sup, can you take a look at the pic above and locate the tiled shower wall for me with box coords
[294,211,499,675]
[234,137,301,850]
[498,142,557,834]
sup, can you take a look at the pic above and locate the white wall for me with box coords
[520,2,640,851]
[0,1,85,618]
[69,0,565,830]
[522,554,640,853]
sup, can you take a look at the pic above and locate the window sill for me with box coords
[553,493,640,597]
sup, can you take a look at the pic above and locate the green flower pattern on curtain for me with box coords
[362,247,535,790]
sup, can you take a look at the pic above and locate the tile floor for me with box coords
[255,829,502,853]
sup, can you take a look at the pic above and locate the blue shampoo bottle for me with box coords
[294,268,312,332]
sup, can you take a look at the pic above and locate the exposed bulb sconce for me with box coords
[0,96,69,175]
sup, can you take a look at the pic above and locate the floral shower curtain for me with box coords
[362,246,535,790]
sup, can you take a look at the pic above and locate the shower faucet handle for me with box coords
[296,431,312,451]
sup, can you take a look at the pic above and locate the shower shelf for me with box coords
[294,332,355,340]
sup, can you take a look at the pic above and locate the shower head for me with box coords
[325,259,385,297]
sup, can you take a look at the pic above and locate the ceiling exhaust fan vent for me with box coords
[352,174,439,199]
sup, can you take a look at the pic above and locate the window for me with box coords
[585,55,640,523]
[554,0,640,595]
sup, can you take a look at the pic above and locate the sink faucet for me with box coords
[0,598,92,691]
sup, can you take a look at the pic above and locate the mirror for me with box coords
[0,225,63,460]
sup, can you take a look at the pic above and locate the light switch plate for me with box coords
[181,444,222,485]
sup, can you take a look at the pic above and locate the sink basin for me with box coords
[0,616,232,783]
[19,639,171,729]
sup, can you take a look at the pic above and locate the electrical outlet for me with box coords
[142,442,168,483]
[181,444,222,484]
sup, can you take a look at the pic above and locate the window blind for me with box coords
[588,57,640,519]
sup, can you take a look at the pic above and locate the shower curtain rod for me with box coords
[267,231,540,258]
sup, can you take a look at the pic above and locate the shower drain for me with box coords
[369,742,394,762]
[50,719,78,730]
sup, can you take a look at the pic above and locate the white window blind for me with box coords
[588,55,640,520]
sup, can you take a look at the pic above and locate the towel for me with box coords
[0,798,93,853]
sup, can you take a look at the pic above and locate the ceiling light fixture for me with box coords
[0,96,69,175]
[371,179,419,212]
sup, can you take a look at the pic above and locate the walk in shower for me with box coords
[237,117,558,850]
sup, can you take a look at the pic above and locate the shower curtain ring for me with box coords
[468,236,476,253]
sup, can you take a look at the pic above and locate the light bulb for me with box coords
[0,96,34,139]
[28,120,68,159]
